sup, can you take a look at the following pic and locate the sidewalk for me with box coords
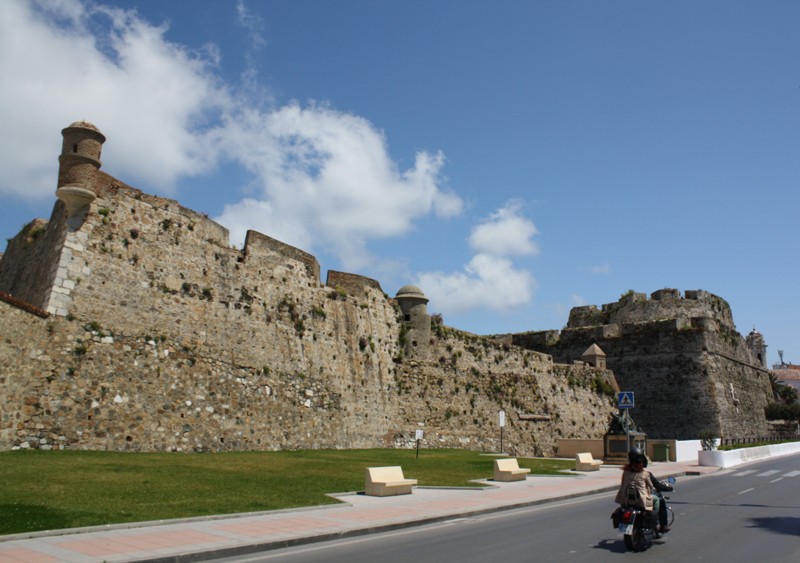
[0,461,718,563]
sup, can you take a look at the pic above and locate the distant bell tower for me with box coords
[746,328,768,369]
[395,285,431,356]
[56,121,105,217]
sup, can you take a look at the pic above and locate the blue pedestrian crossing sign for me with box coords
[618,391,635,409]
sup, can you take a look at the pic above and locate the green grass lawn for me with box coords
[0,449,573,535]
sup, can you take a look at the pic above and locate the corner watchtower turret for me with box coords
[56,121,105,217]
[395,285,431,356]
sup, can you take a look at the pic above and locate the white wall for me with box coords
[698,441,800,468]
[674,440,703,462]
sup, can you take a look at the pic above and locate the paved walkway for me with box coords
[0,461,718,563]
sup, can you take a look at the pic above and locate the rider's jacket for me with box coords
[615,468,654,510]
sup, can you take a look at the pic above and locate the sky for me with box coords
[1,0,798,366]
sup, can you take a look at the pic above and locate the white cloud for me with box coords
[234,0,268,95]
[571,294,587,306]
[416,201,539,314]
[0,0,229,198]
[215,102,462,268]
[469,200,539,257]
[590,262,611,274]
[418,254,536,313]
[235,0,266,51]
[0,0,463,272]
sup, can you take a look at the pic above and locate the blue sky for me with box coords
[1,0,798,365]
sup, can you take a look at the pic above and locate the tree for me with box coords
[769,373,798,404]
[778,384,799,404]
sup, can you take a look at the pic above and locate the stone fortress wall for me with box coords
[510,289,774,440]
[0,122,618,456]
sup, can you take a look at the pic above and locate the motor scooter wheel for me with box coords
[624,526,643,552]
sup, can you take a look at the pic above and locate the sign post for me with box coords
[499,410,506,454]
[415,429,423,459]
[617,391,635,450]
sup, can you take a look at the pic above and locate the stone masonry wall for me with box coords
[567,289,735,330]
[0,208,68,310]
[512,291,773,440]
[0,174,616,455]
[0,300,397,451]
[0,297,616,455]
[3,124,778,456]
[392,325,618,456]
[325,271,384,298]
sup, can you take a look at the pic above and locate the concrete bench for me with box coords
[365,466,418,497]
[493,458,531,482]
[575,452,603,471]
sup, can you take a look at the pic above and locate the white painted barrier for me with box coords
[698,441,800,468]
[674,440,703,462]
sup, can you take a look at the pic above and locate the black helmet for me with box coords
[628,447,647,465]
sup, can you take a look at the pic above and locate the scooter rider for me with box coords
[615,447,674,533]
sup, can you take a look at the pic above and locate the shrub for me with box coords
[28,225,46,239]
[699,430,717,451]
[765,402,800,421]
[592,376,616,397]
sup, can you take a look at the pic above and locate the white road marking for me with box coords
[757,470,779,477]
[733,470,757,477]
[770,478,784,483]
[738,488,754,495]
[783,470,800,477]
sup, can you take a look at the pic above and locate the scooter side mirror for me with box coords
[667,476,677,485]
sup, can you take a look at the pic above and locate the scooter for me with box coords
[612,476,676,552]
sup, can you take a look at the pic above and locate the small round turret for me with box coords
[395,285,431,355]
[56,121,105,216]
[396,285,428,303]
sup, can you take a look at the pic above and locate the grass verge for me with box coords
[0,449,573,535]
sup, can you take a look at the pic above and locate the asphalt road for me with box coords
[214,454,800,563]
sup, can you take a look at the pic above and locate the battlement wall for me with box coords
[512,298,771,440]
[0,121,647,455]
[567,289,734,330]
[94,173,230,246]
[244,230,320,285]
[325,270,384,298]
[41,178,399,372]
[1,144,618,455]
[2,122,770,455]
